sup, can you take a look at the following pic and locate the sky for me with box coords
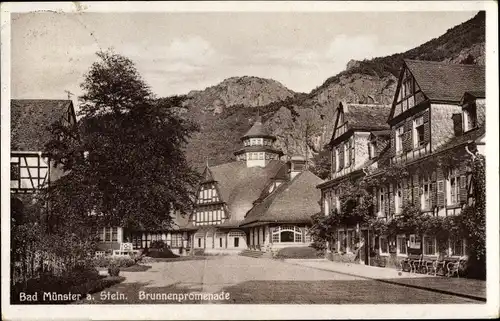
[10,11,479,99]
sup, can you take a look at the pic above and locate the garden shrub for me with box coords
[274,246,321,259]
[147,247,179,259]
[93,256,135,268]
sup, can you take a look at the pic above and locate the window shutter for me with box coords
[402,181,408,206]
[459,175,467,203]
[403,120,411,152]
[436,167,445,207]
[351,139,355,166]
[430,182,436,208]
[413,187,420,206]
[388,185,394,217]
[390,130,396,156]
[423,109,430,143]
[338,144,344,170]
[331,149,336,173]
[384,189,390,217]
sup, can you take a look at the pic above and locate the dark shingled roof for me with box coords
[404,60,485,103]
[342,103,391,132]
[433,126,485,154]
[207,160,286,226]
[11,99,74,151]
[241,115,275,139]
[240,171,323,226]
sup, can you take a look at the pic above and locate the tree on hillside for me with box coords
[46,50,200,231]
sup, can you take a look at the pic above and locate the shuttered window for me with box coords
[448,168,461,206]
[395,126,404,153]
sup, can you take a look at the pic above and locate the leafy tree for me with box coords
[46,50,200,231]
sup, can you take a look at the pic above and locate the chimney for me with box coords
[452,113,463,137]
[288,155,306,180]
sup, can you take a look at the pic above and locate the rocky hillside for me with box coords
[184,11,485,174]
[184,76,296,114]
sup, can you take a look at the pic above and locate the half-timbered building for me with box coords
[183,115,322,255]
[317,59,486,269]
[317,102,391,262]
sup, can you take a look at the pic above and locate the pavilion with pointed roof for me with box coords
[169,115,323,255]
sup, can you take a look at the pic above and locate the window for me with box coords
[450,237,465,256]
[323,192,330,216]
[272,226,303,243]
[379,236,389,254]
[378,187,385,215]
[112,227,118,242]
[397,235,407,255]
[335,147,340,172]
[421,174,432,211]
[170,234,183,248]
[395,126,404,153]
[258,152,264,160]
[413,116,425,147]
[219,238,223,248]
[198,238,202,248]
[344,139,351,167]
[101,227,118,242]
[423,236,436,255]
[448,168,460,205]
[463,105,477,132]
[395,183,402,215]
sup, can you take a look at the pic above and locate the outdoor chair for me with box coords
[446,260,460,278]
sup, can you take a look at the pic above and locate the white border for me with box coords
[1,1,499,320]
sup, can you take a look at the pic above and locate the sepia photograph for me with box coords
[1,1,498,320]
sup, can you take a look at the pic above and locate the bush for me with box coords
[274,246,321,259]
[93,256,135,268]
[108,263,120,277]
[147,247,179,259]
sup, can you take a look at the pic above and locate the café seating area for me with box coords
[399,254,468,278]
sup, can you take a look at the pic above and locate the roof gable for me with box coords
[404,60,485,103]
[329,102,391,146]
[11,99,75,151]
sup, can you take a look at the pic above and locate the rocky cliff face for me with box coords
[183,12,485,174]
[184,76,296,114]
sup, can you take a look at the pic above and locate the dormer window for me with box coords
[463,103,478,132]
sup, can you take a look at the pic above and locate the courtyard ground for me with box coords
[78,255,486,304]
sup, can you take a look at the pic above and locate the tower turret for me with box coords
[234,115,283,167]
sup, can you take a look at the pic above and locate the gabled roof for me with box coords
[341,103,391,132]
[404,59,485,103]
[11,99,75,151]
[240,171,323,226]
[206,160,286,225]
[241,115,275,140]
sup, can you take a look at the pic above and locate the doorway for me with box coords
[234,237,239,248]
